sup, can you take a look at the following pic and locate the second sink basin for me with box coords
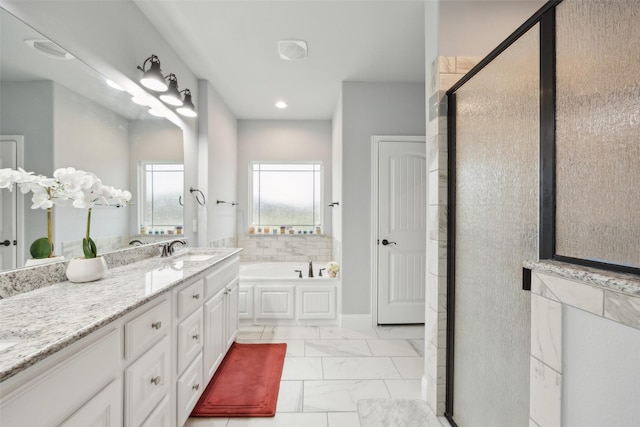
[177,253,217,262]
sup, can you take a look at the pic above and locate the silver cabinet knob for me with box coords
[192,293,200,300]
[150,376,161,385]
[151,321,162,330]
[192,334,200,340]
[192,384,200,391]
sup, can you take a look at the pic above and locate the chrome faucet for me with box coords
[308,258,314,278]
[168,239,187,255]
[160,239,187,257]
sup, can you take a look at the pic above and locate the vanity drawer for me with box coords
[177,306,204,374]
[125,336,170,427]
[124,298,170,360]
[177,279,204,318]
[176,353,204,427]
[140,396,171,427]
[204,257,239,299]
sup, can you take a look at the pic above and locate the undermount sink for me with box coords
[178,253,216,262]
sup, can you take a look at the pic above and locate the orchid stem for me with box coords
[86,208,92,241]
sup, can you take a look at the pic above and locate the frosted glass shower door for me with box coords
[451,25,539,426]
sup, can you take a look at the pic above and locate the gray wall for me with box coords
[128,120,184,237]
[236,120,333,237]
[0,81,54,260]
[340,81,426,316]
[53,83,130,247]
[199,81,238,246]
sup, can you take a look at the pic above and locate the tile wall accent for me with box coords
[525,260,640,427]
[425,56,479,415]
[236,235,333,263]
[209,235,238,248]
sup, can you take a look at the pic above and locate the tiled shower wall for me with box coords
[236,235,333,263]
[425,56,479,415]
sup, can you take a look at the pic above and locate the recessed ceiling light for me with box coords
[25,38,74,60]
[275,101,288,109]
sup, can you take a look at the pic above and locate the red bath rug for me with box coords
[190,342,287,417]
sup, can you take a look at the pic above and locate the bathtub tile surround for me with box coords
[209,235,238,248]
[237,235,332,263]
[0,241,179,299]
[184,324,442,427]
[525,260,640,427]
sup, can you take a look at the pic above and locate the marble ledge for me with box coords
[524,259,640,297]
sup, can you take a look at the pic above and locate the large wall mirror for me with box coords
[0,7,184,272]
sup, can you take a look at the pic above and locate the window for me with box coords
[250,162,322,230]
[140,163,184,231]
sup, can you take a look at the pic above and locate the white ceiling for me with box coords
[134,1,428,120]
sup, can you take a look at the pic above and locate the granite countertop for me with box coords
[0,247,242,383]
[524,259,640,297]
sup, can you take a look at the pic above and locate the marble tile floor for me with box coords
[184,325,449,427]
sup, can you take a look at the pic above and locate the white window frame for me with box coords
[138,161,184,230]
[248,161,324,230]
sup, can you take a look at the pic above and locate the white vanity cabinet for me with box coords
[0,329,121,427]
[0,252,241,427]
[203,258,240,382]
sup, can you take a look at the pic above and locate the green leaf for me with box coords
[83,237,97,258]
[30,237,52,259]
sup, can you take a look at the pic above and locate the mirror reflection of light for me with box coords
[149,108,165,117]
[145,266,184,295]
[106,79,124,91]
[131,95,149,106]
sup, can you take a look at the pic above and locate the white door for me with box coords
[0,137,21,270]
[377,138,426,324]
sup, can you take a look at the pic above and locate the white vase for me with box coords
[66,256,108,283]
[25,255,65,267]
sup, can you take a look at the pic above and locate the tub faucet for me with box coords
[308,258,314,278]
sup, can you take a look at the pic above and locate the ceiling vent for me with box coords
[25,39,74,60]
[278,40,308,61]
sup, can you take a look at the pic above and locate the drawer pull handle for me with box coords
[192,293,200,300]
[192,384,200,391]
[151,321,162,330]
[150,376,161,385]
[192,334,200,340]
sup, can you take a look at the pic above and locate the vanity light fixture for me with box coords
[275,100,288,109]
[137,54,168,92]
[159,74,183,106]
[176,89,197,117]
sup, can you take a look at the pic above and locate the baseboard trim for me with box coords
[339,314,373,329]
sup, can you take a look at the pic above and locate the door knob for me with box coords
[381,239,397,246]
[0,240,11,247]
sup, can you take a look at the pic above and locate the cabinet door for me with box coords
[177,307,203,375]
[296,284,337,320]
[238,284,254,319]
[176,353,203,427]
[125,336,170,427]
[225,279,239,349]
[253,284,295,320]
[59,378,122,427]
[203,287,226,381]
[140,396,171,427]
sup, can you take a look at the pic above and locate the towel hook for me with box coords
[190,187,206,206]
